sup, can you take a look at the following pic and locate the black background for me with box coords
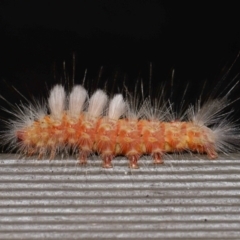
[1,0,240,116]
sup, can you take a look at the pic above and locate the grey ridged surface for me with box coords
[0,153,240,239]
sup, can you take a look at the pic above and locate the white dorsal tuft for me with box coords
[68,85,87,118]
[88,89,108,118]
[108,94,126,120]
[48,85,66,119]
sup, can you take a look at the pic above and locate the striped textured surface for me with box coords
[0,153,240,239]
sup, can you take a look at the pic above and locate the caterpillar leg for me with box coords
[152,152,164,164]
[205,143,218,159]
[128,154,140,169]
[78,151,90,165]
[49,147,56,160]
[26,146,36,157]
[102,155,114,168]
[37,147,47,160]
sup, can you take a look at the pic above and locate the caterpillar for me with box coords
[1,81,240,169]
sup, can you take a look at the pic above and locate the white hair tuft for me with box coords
[68,85,87,118]
[88,89,108,117]
[108,94,126,120]
[48,85,66,119]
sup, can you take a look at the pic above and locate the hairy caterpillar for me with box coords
[1,81,240,169]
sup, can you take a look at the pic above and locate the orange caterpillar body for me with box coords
[17,114,217,168]
[8,84,233,169]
